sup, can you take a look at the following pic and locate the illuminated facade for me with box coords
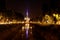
[42,15,54,24]
[0,11,60,25]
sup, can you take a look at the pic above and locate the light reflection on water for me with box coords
[24,24,59,40]
[0,24,59,40]
[26,29,28,39]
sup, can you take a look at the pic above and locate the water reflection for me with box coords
[0,24,60,40]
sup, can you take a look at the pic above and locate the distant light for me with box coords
[53,14,56,17]
[22,21,24,23]
[30,27,32,29]
[25,24,29,29]
[26,29,28,38]
[26,9,28,17]
[22,26,25,31]
[56,21,60,25]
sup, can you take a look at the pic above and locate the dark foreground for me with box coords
[0,24,60,40]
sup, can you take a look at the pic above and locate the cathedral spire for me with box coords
[26,9,28,17]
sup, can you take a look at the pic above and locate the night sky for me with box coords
[3,0,60,18]
[6,0,42,18]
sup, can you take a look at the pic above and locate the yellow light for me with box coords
[25,24,29,29]
[53,14,56,17]
[56,21,60,25]
[22,26,25,30]
[21,21,24,23]
[30,27,32,29]
[56,14,58,20]
[22,26,25,31]
[45,15,49,19]
[42,14,54,24]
